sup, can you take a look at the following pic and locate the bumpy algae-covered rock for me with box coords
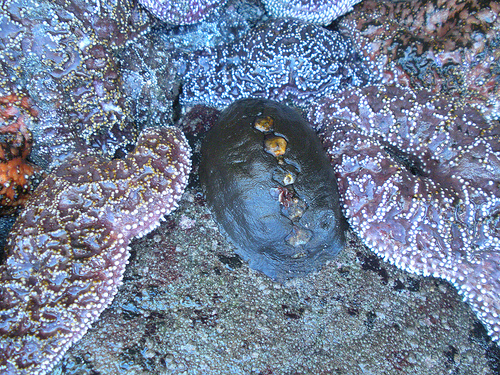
[200,98,346,281]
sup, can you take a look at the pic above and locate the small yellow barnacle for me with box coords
[254,115,274,132]
[265,136,287,157]
[283,172,294,185]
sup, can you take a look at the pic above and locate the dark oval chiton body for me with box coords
[200,98,346,281]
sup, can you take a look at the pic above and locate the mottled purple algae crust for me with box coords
[0,127,191,375]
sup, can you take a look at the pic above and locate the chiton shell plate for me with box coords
[200,99,346,281]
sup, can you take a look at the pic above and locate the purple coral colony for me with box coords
[0,0,499,373]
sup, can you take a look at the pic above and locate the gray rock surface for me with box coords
[50,186,499,375]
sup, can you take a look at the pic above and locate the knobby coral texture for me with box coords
[0,127,191,375]
[262,0,362,25]
[138,0,361,26]
[138,0,227,24]
[338,0,500,119]
[179,18,376,109]
[119,0,266,130]
[0,0,151,169]
[308,85,500,341]
[0,0,500,373]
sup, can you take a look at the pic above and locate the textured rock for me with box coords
[0,127,191,375]
[138,0,226,24]
[262,0,361,25]
[338,0,500,119]
[51,186,499,374]
[0,0,151,168]
[180,19,376,109]
[309,85,500,341]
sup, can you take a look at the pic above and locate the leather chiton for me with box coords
[200,98,346,281]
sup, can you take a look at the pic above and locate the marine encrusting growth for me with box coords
[0,0,151,169]
[200,99,346,281]
[0,94,42,210]
[179,19,376,110]
[119,0,267,130]
[1,2,500,374]
[262,0,362,25]
[0,127,191,375]
[338,0,500,120]
[138,0,226,24]
[308,85,500,340]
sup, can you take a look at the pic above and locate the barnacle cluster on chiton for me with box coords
[200,98,346,281]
